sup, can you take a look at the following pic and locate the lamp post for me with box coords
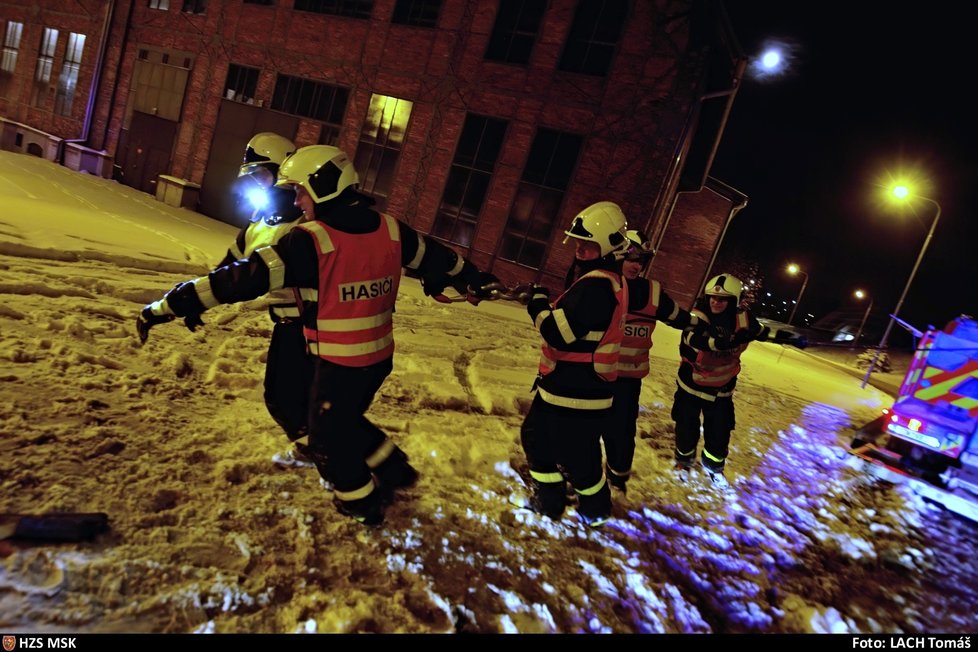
[861,188,942,389]
[786,263,809,326]
[852,289,873,348]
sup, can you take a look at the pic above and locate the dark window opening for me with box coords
[225,63,260,104]
[558,0,627,77]
[432,114,508,248]
[293,0,373,19]
[499,128,582,269]
[392,0,441,28]
[485,0,545,65]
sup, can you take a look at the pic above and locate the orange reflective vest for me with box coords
[296,215,402,367]
[683,308,750,388]
[618,278,661,379]
[538,269,627,383]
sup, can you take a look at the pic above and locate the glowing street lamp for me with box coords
[861,183,942,388]
[786,263,808,326]
[852,289,874,348]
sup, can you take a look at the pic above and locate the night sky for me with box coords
[710,2,977,337]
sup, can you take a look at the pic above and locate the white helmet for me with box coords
[704,274,743,303]
[624,229,655,260]
[240,132,295,177]
[276,145,360,204]
[563,201,628,258]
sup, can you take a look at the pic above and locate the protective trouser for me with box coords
[605,377,642,485]
[307,357,394,498]
[671,387,735,472]
[264,320,314,441]
[520,394,612,521]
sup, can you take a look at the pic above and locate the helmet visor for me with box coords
[565,216,594,239]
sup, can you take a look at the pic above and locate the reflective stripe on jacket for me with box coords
[241,219,303,321]
[538,269,628,385]
[618,278,661,379]
[683,309,750,390]
[297,215,402,367]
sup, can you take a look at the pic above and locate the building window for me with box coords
[30,27,58,107]
[431,115,507,248]
[224,63,259,104]
[391,0,440,28]
[499,128,582,269]
[558,0,627,76]
[1,21,23,75]
[54,32,86,117]
[353,94,413,205]
[272,74,349,137]
[181,0,207,14]
[293,0,373,19]
[148,0,170,9]
[485,0,545,65]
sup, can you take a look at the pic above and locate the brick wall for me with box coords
[2,0,735,294]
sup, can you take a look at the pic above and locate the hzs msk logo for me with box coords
[2,636,15,652]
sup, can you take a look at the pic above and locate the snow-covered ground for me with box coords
[0,152,975,633]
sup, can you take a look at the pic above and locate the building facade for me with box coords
[0,0,742,291]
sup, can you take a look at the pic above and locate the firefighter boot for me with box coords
[606,464,629,494]
[529,480,567,520]
[576,481,612,528]
[373,447,419,492]
[333,486,385,526]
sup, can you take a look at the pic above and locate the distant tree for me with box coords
[855,349,891,372]
[710,252,764,308]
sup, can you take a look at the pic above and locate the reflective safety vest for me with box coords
[618,278,661,379]
[296,215,402,367]
[239,219,304,321]
[684,308,750,388]
[538,269,627,383]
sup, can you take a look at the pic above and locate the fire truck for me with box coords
[850,315,978,521]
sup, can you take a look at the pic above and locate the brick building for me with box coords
[0,0,744,295]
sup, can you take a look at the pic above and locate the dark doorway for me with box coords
[198,100,298,227]
[117,111,178,195]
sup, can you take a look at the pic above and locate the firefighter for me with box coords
[671,273,801,487]
[520,201,629,527]
[605,230,698,493]
[213,133,315,468]
[137,145,499,526]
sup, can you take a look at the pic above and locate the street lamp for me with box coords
[861,184,942,388]
[852,289,873,348]
[786,263,809,326]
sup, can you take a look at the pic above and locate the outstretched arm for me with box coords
[399,221,498,301]
[138,229,318,343]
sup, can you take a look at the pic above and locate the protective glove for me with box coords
[421,273,450,299]
[524,285,551,313]
[136,305,175,344]
[706,325,738,351]
[467,271,502,305]
[183,313,205,333]
[711,325,730,341]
